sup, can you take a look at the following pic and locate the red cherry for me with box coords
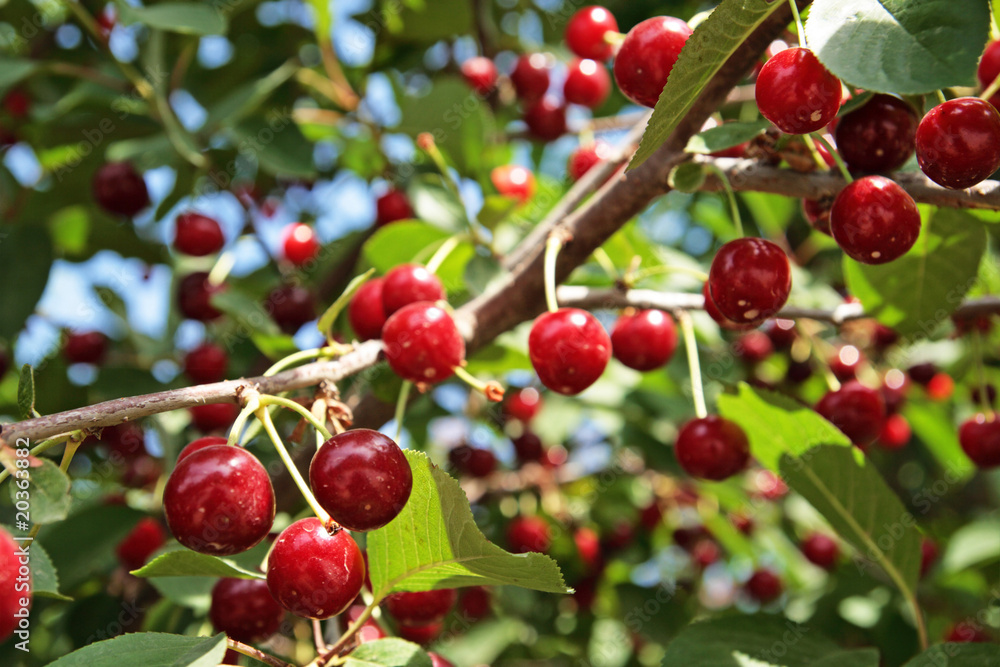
[376,188,414,226]
[382,264,445,317]
[611,309,678,371]
[528,308,611,395]
[568,141,612,182]
[449,444,497,478]
[830,175,921,265]
[3,89,30,118]
[505,387,542,423]
[946,623,992,643]
[210,578,284,644]
[926,372,954,401]
[564,59,611,109]
[99,422,148,462]
[920,537,939,578]
[756,48,842,134]
[189,403,239,432]
[511,431,544,464]
[734,330,774,364]
[638,502,663,530]
[177,436,229,463]
[674,415,750,481]
[309,429,412,532]
[184,343,228,384]
[163,445,275,555]
[745,568,783,603]
[523,96,567,141]
[96,5,116,37]
[64,330,108,365]
[93,162,150,217]
[282,223,320,266]
[702,283,756,331]
[491,165,536,202]
[908,362,938,386]
[510,54,551,104]
[613,17,692,108]
[507,516,551,553]
[815,381,886,447]
[707,238,791,325]
[348,278,387,341]
[458,586,491,622]
[342,604,386,642]
[266,518,365,619]
[115,517,165,571]
[384,589,457,626]
[382,302,465,384]
[174,212,225,256]
[977,40,1000,111]
[834,94,918,173]
[802,198,833,236]
[877,414,911,450]
[265,284,316,334]
[881,374,908,413]
[429,653,455,667]
[461,56,498,95]
[873,323,900,350]
[764,318,796,349]
[0,526,30,642]
[958,414,1000,468]
[178,272,225,322]
[121,455,163,489]
[800,533,839,571]
[574,527,601,571]
[397,621,443,645]
[691,539,720,568]
[971,384,997,407]
[915,97,1000,189]
[566,6,619,61]
[828,345,862,382]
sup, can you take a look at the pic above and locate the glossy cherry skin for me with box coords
[460,56,498,95]
[266,518,365,619]
[376,188,414,226]
[566,6,619,61]
[178,272,224,322]
[177,436,229,463]
[507,516,551,553]
[916,97,1000,189]
[184,343,228,384]
[611,309,677,371]
[523,96,567,141]
[802,198,833,236]
[265,285,316,334]
[282,223,319,266]
[512,432,544,463]
[830,175,920,264]
[64,330,108,364]
[528,308,611,395]
[828,345,862,382]
[115,517,165,571]
[0,526,29,642]
[309,429,413,532]
[382,264,445,317]
[815,381,886,447]
[510,54,551,104]
[613,17,692,108]
[93,162,150,217]
[564,59,611,109]
[505,387,542,423]
[174,212,225,256]
[429,653,455,667]
[210,577,284,643]
[958,414,1000,468]
[348,277,387,341]
[568,141,612,182]
[384,589,457,626]
[977,40,1000,111]
[189,403,238,432]
[702,283,756,332]
[707,238,791,325]
[398,621,443,644]
[746,569,783,603]
[801,533,839,571]
[878,413,911,450]
[765,319,797,349]
[382,302,465,384]
[163,445,275,556]
[491,165,536,202]
[834,94,918,173]
[756,48,842,134]
[674,415,750,481]
[926,372,954,400]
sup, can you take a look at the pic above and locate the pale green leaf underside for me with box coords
[132,548,265,580]
[47,632,227,667]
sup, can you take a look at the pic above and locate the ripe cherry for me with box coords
[512,431,544,464]
[815,381,886,447]
[265,284,316,334]
[397,622,443,645]
[177,436,229,462]
[93,162,150,217]
[382,264,445,317]
[99,422,148,462]
[178,271,224,322]
[564,59,611,109]
[3,90,30,118]
[384,589,457,626]
[920,537,939,578]
[915,97,1000,189]
[613,16,692,108]
[908,362,937,386]
[977,40,1000,111]
[611,309,677,371]
[734,330,774,364]
[163,445,275,556]
[121,455,162,489]
[343,604,386,642]
[266,517,365,619]
[674,415,750,481]
[707,238,791,325]
[64,330,108,365]
[458,586,492,622]
[507,515,551,553]
[376,188,414,226]
[575,527,602,571]
[282,223,320,266]
[528,308,611,395]
[946,623,992,643]
[828,345,862,382]
[802,198,833,236]
[174,212,225,256]
[450,445,498,478]
[0,526,29,642]
[745,568,783,603]
[309,429,412,532]
[348,277,387,341]
[505,387,542,423]
[830,175,921,265]
[568,141,612,182]
[926,372,954,401]
[429,653,455,667]
[510,54,551,105]
[703,284,756,332]
[878,414,911,450]
[189,403,238,432]
[491,165,536,203]
[116,517,165,571]
[834,94,918,173]
[958,414,1000,468]
[523,96,567,141]
[460,56,498,95]
[382,302,465,384]
[184,343,228,384]
[210,578,284,643]
[800,533,839,571]
[972,383,997,407]
[566,6,619,61]
[756,47,842,134]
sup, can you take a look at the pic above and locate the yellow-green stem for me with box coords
[678,310,707,419]
[208,250,236,287]
[255,406,331,523]
[811,133,852,183]
[704,163,743,238]
[787,0,806,44]
[258,394,334,441]
[980,72,1000,104]
[0,433,76,487]
[394,381,412,442]
[227,395,261,447]
[426,235,465,274]
[264,346,339,377]
[972,330,995,418]
[544,234,563,313]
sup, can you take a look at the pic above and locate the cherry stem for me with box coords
[394,380,412,442]
[227,394,260,447]
[227,638,293,667]
[417,133,489,248]
[810,133,852,183]
[703,163,743,238]
[0,433,77,487]
[255,405,333,524]
[207,249,236,287]
[264,345,343,377]
[980,72,1000,104]
[453,365,505,402]
[787,0,806,46]
[426,234,465,274]
[935,89,948,104]
[677,310,708,419]
[971,329,995,418]
[604,30,626,47]
[801,134,831,171]
[544,234,564,313]
[312,602,377,666]
[312,619,328,653]
[259,394,334,441]
[592,247,619,280]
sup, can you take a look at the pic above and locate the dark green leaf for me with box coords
[463,252,506,297]
[407,174,468,234]
[904,401,975,481]
[362,222,449,274]
[116,2,228,35]
[211,289,282,337]
[395,78,486,174]
[28,542,71,601]
[668,163,707,193]
[903,643,1000,666]
[389,2,473,44]
[940,516,1000,574]
[343,639,432,667]
[685,120,771,154]
[47,632,227,667]
[16,459,72,525]
[206,60,299,128]
[0,58,37,92]
[230,116,317,179]
[0,225,53,340]
[37,505,144,591]
[17,364,36,420]
[132,548,266,580]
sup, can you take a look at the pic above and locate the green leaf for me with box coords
[0,225,54,340]
[343,639,432,667]
[318,269,376,341]
[47,632,227,667]
[363,222,449,274]
[395,78,486,174]
[206,60,299,128]
[389,2,473,43]
[48,206,91,255]
[779,446,922,601]
[806,0,990,93]
[940,516,1000,574]
[230,116,317,179]
[367,451,569,598]
[15,459,72,525]
[116,2,228,35]
[132,548,266,580]
[476,196,519,230]
[17,364,36,420]
[308,0,333,46]
[668,163,707,193]
[211,289,282,337]
[463,252,506,297]
[903,643,1000,666]
[29,542,72,601]
[904,401,976,481]
[37,504,144,590]
[406,174,468,234]
[810,650,881,667]
[844,207,986,338]
[0,58,37,93]
[685,120,771,154]
[717,383,851,471]
[629,0,784,171]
